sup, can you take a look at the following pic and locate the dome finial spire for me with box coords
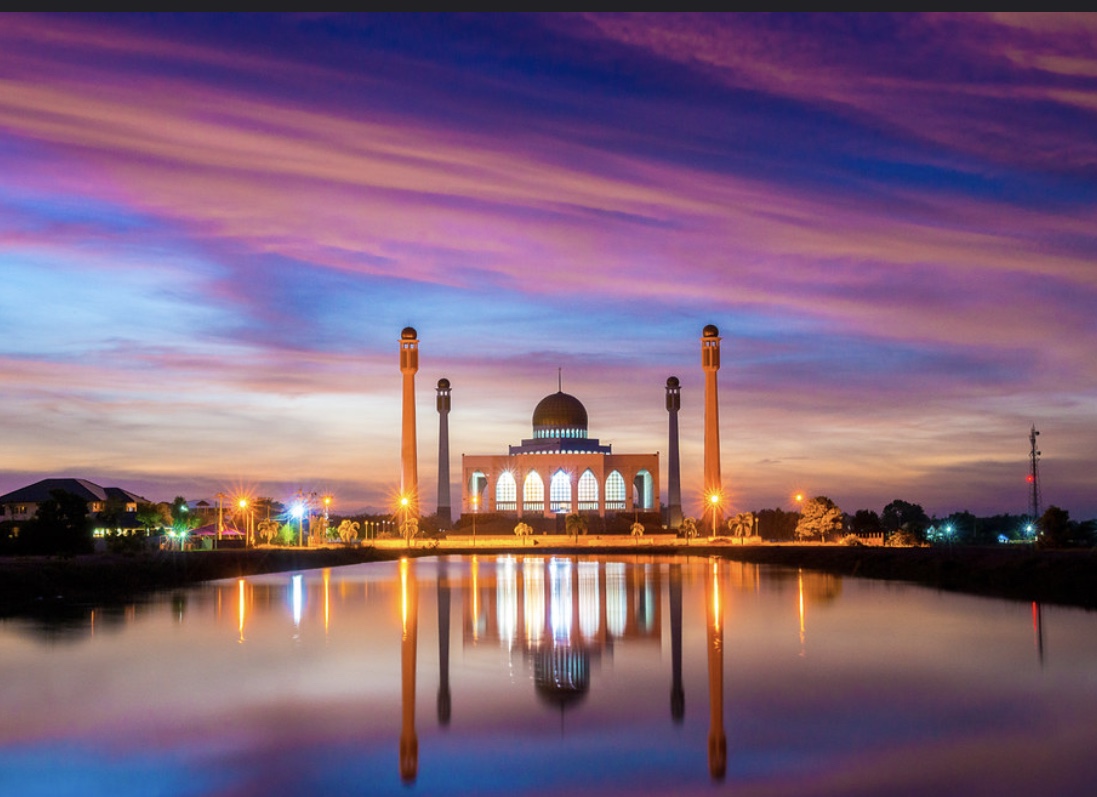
[558,367,562,393]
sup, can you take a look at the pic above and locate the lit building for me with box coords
[0,478,143,526]
[461,390,659,519]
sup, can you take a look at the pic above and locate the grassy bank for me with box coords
[2,542,1096,615]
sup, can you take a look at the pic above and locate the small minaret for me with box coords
[666,376,683,529]
[701,324,723,529]
[436,378,452,527]
[400,327,419,518]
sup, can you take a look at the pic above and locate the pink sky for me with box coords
[1,14,1094,519]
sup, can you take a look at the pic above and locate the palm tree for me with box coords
[565,512,588,543]
[514,522,533,545]
[728,512,755,538]
[630,521,645,545]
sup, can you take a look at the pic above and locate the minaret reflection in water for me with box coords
[399,558,419,784]
[707,558,727,781]
[437,559,452,726]
[670,563,684,723]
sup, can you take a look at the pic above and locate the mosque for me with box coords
[460,388,660,520]
[398,323,723,530]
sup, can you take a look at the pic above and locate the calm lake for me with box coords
[2,554,1096,796]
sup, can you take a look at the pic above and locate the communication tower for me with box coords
[1028,424,1041,521]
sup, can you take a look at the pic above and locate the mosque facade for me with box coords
[461,390,659,519]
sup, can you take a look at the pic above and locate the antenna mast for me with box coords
[1028,424,1041,521]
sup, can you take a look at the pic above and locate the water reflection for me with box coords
[400,558,418,783]
[707,559,726,781]
[4,555,1097,796]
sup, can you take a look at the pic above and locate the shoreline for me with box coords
[2,541,1096,616]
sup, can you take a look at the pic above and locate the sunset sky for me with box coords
[2,13,1095,519]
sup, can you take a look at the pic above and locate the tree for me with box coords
[514,522,533,544]
[1038,505,1072,549]
[726,512,755,538]
[136,501,171,532]
[21,489,93,555]
[939,511,976,545]
[882,499,930,542]
[170,497,202,533]
[337,519,360,543]
[795,496,843,541]
[849,509,882,536]
[311,514,330,543]
[630,521,645,544]
[565,512,588,541]
[680,517,698,540]
[755,508,799,541]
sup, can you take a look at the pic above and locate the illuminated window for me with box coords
[495,472,517,511]
[606,471,626,510]
[523,471,544,513]
[549,470,571,513]
[578,470,598,511]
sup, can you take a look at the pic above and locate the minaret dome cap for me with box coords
[666,376,680,388]
[702,324,719,338]
[401,326,418,340]
[437,378,450,390]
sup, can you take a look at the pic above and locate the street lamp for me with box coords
[709,493,720,538]
[471,494,478,547]
[323,495,332,522]
[291,503,305,547]
[216,492,227,542]
[238,498,252,548]
[400,495,411,547]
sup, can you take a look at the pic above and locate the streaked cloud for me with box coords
[0,13,1093,516]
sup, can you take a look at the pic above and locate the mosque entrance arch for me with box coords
[549,470,571,513]
[632,469,654,511]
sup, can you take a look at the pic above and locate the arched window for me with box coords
[495,471,517,512]
[550,470,571,513]
[605,471,626,510]
[523,471,545,513]
[578,469,599,511]
[632,470,654,510]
